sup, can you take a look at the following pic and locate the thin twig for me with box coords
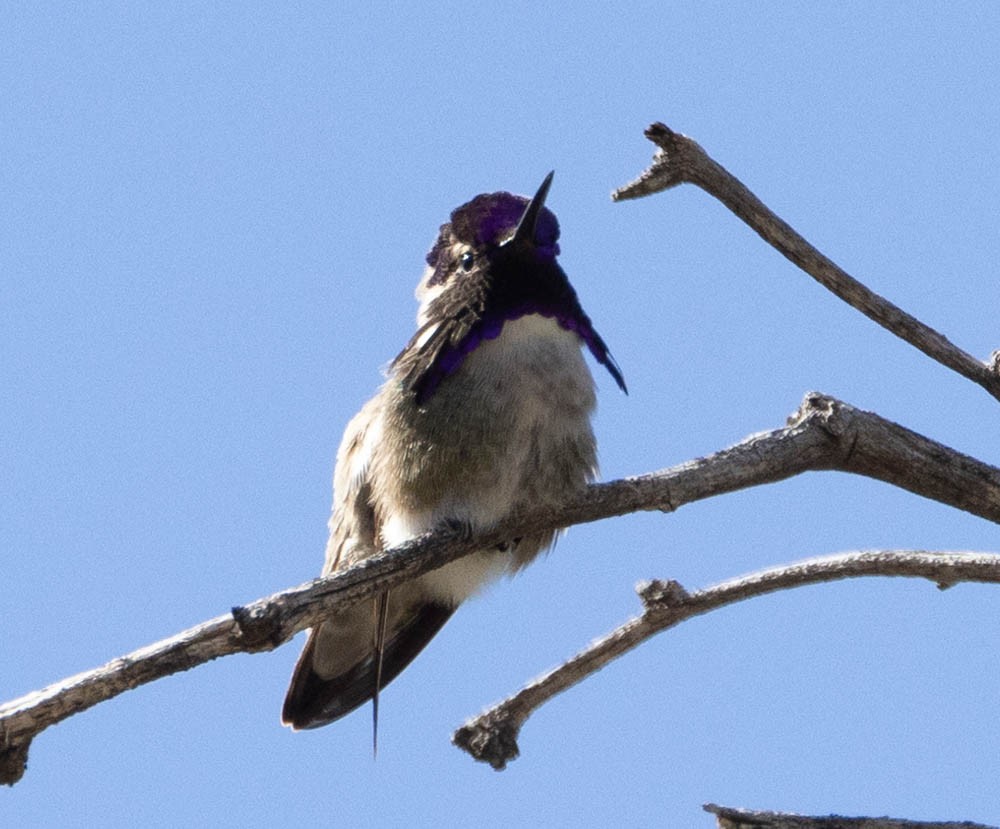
[453,550,1000,770]
[703,803,997,829]
[612,122,1000,403]
[4,393,1000,784]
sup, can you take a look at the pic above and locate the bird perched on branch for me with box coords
[282,173,625,740]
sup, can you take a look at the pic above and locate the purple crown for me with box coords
[425,192,560,281]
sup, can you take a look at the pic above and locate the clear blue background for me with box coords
[4,4,999,826]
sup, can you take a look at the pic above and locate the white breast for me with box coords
[381,313,597,605]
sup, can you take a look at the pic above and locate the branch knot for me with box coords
[231,602,287,652]
[452,716,522,771]
[637,579,690,610]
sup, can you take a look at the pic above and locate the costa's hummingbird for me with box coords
[281,172,626,733]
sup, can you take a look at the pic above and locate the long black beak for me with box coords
[510,171,555,246]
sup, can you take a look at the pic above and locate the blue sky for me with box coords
[4,4,999,827]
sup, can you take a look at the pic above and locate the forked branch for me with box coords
[3,393,1000,784]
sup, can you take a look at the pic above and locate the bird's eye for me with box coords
[459,251,475,272]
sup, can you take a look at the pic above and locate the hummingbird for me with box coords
[281,172,626,735]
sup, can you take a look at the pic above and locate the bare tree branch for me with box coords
[703,803,997,829]
[4,392,1000,784]
[612,122,1000,403]
[453,549,1000,769]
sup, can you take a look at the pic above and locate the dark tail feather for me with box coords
[371,591,390,755]
[281,599,454,731]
